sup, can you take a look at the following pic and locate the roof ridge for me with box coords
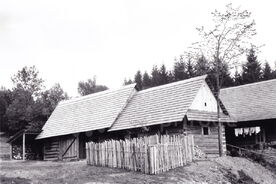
[137,75,207,94]
[59,83,136,106]
[221,79,276,91]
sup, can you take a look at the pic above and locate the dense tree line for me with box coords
[124,48,276,91]
[0,66,69,134]
[0,66,108,135]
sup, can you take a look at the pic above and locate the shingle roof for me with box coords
[36,84,136,139]
[186,109,235,123]
[220,79,276,122]
[109,75,209,131]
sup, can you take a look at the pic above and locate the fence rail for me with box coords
[86,134,194,174]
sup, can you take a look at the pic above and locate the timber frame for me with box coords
[7,129,41,160]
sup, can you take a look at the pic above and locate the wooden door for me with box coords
[59,134,79,160]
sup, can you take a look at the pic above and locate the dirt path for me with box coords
[0,157,275,184]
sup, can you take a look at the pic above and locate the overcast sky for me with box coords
[1,0,275,96]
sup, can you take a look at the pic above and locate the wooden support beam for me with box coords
[22,133,25,160]
[10,144,13,160]
[262,127,266,143]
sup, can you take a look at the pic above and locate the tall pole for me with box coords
[216,59,223,157]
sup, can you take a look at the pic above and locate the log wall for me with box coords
[185,122,226,157]
[43,134,80,161]
[44,138,60,161]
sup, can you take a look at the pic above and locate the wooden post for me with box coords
[43,142,45,161]
[76,134,79,160]
[22,133,25,160]
[10,144,13,160]
[262,127,266,143]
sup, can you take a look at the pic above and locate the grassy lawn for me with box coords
[0,157,275,184]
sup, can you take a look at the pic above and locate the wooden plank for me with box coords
[61,136,76,158]
[85,133,195,174]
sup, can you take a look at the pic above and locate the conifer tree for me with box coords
[151,65,160,87]
[241,48,262,84]
[173,56,188,81]
[134,70,143,90]
[233,69,243,86]
[186,58,195,78]
[142,71,151,89]
[194,55,210,76]
[159,64,169,85]
[167,71,175,83]
[262,62,273,80]
[123,78,133,85]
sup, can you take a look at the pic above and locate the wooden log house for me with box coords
[35,75,235,160]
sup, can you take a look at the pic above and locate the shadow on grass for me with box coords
[0,175,31,184]
[223,170,258,184]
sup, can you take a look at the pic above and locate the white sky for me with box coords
[0,0,275,96]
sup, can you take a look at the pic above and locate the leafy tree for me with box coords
[5,88,34,133]
[191,3,256,156]
[0,88,12,132]
[28,83,69,130]
[241,48,262,84]
[151,65,161,87]
[2,66,70,134]
[134,71,143,90]
[38,83,69,118]
[142,71,151,89]
[159,64,169,85]
[11,66,44,96]
[78,77,108,96]
[4,66,45,133]
[262,62,273,80]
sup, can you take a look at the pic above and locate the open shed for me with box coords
[7,128,42,160]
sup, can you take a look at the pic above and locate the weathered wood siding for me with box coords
[189,82,223,112]
[44,138,60,161]
[43,134,80,161]
[59,134,79,160]
[186,123,226,157]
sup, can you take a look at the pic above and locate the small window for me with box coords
[202,127,209,135]
[204,102,207,106]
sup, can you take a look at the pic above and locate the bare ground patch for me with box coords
[0,157,275,184]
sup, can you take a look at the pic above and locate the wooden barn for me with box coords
[220,79,276,149]
[36,75,235,160]
[108,75,234,157]
[36,84,137,160]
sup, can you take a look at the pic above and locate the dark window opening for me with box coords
[204,102,207,106]
[203,127,209,135]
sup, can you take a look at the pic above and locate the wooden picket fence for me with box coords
[86,134,194,174]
